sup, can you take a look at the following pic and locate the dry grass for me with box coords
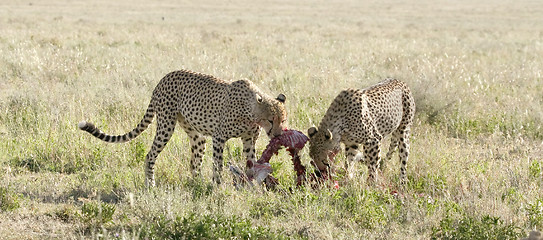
[1,0,543,239]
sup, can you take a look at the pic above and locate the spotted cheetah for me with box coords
[307,78,415,184]
[78,70,287,186]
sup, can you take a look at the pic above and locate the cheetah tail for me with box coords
[78,103,155,143]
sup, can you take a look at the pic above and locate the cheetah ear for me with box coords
[256,94,263,103]
[308,127,318,138]
[276,93,286,103]
[324,129,332,140]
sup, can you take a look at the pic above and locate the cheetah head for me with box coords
[307,127,340,175]
[255,93,287,138]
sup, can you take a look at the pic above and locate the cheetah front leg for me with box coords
[212,136,226,184]
[188,132,207,178]
[240,136,257,183]
[144,114,176,187]
[242,128,259,168]
[344,144,361,178]
[363,139,381,184]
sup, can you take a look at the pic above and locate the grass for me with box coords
[1,0,543,239]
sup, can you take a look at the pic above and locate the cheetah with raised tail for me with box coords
[307,78,415,184]
[78,70,287,186]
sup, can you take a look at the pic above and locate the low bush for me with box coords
[0,186,21,212]
[431,214,522,240]
[77,201,116,230]
[139,213,291,239]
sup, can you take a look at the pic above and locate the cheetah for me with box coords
[78,70,287,186]
[307,78,415,184]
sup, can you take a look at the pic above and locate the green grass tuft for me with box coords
[139,213,291,240]
[525,198,543,230]
[0,186,21,212]
[78,201,117,230]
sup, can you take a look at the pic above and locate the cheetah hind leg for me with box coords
[144,114,176,187]
[382,129,401,171]
[177,115,206,180]
[397,126,411,185]
[211,136,226,184]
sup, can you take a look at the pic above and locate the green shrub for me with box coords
[77,201,116,229]
[329,188,401,230]
[501,187,522,204]
[525,198,543,229]
[529,160,542,179]
[139,213,290,239]
[52,204,79,222]
[0,186,21,212]
[10,156,42,172]
[416,194,440,216]
[407,173,448,195]
[431,214,522,240]
[183,178,214,200]
[129,140,147,167]
[249,197,289,219]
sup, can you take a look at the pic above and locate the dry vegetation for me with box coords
[1,0,542,239]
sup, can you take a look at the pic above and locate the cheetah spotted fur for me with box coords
[78,70,287,186]
[308,78,415,184]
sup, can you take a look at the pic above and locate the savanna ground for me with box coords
[1,0,543,239]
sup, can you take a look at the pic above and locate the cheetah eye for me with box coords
[268,120,274,125]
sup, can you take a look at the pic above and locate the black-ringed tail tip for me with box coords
[78,120,103,138]
[78,121,95,131]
